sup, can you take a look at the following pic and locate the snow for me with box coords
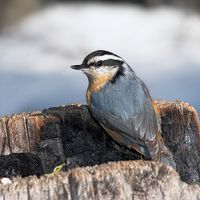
[0,3,200,116]
[1,178,12,185]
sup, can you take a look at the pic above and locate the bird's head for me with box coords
[71,50,128,84]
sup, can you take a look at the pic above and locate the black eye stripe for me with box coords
[101,59,124,66]
[87,59,123,68]
[88,61,102,68]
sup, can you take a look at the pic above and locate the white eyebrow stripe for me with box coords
[87,55,123,65]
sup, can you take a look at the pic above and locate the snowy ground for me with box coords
[0,3,200,116]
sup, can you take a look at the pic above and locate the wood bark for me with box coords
[0,100,200,199]
[1,160,200,200]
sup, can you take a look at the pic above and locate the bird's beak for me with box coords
[70,64,83,70]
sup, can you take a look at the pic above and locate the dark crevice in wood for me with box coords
[23,117,31,153]
[4,117,11,154]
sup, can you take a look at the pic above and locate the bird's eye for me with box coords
[97,61,102,67]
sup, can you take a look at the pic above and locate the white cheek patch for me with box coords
[83,66,118,77]
[95,66,118,76]
[87,55,123,65]
[95,66,109,73]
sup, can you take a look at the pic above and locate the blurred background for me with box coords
[0,0,200,116]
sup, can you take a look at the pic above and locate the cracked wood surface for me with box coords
[0,100,200,185]
[1,161,200,200]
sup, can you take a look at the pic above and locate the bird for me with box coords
[71,50,176,169]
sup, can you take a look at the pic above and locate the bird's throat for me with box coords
[86,74,113,105]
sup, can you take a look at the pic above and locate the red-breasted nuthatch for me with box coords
[71,50,176,169]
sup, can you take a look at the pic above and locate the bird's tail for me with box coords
[145,132,176,169]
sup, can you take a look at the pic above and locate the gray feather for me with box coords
[89,66,158,143]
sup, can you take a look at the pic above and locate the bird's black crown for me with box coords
[82,50,124,68]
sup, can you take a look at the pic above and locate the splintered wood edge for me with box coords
[156,100,200,134]
[0,103,83,118]
[1,160,199,200]
[1,100,199,134]
[0,160,177,191]
[1,100,199,118]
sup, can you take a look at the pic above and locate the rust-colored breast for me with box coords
[86,74,113,106]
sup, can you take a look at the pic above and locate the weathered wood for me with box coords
[0,101,200,185]
[0,117,10,155]
[157,100,200,183]
[1,161,200,200]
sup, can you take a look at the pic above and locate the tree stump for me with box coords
[1,161,200,200]
[0,100,200,199]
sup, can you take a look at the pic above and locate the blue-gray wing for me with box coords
[90,74,160,143]
[89,72,176,169]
